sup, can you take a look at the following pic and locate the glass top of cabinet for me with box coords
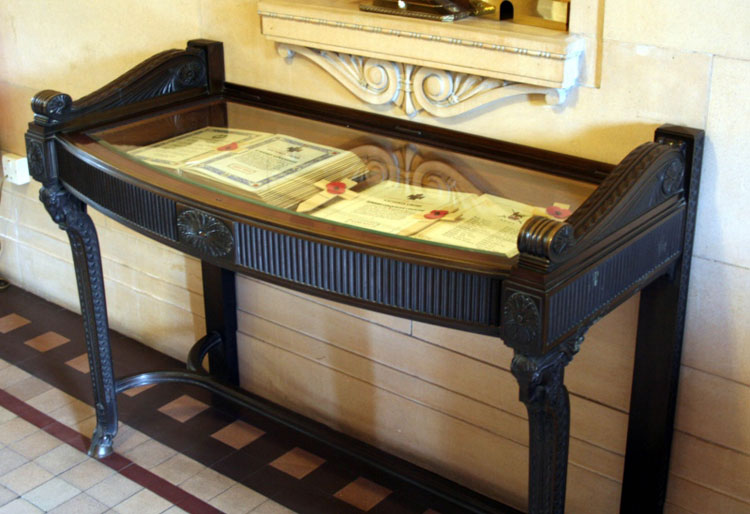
[88,99,595,259]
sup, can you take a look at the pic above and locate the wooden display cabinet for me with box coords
[25,40,703,514]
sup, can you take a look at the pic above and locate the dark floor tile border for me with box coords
[1,285,447,514]
[0,387,223,514]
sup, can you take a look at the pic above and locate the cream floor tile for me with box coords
[3,376,53,402]
[0,484,16,506]
[0,498,42,513]
[150,453,206,485]
[180,467,234,501]
[0,462,54,496]
[49,399,95,429]
[0,448,28,476]
[48,493,108,514]
[121,438,177,469]
[22,477,80,511]
[85,473,142,508]
[10,430,62,459]
[70,416,97,438]
[0,418,38,446]
[0,366,30,389]
[111,489,172,514]
[26,389,76,415]
[34,444,88,475]
[162,507,189,514]
[208,483,267,513]
[59,458,114,490]
[111,424,149,453]
[0,407,14,425]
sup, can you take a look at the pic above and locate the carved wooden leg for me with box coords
[511,337,582,514]
[40,184,118,458]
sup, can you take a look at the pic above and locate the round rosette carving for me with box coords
[26,140,45,182]
[31,90,72,117]
[549,224,574,259]
[45,93,73,115]
[177,210,233,258]
[502,293,541,349]
[174,60,206,89]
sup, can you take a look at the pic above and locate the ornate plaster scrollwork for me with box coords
[278,44,567,118]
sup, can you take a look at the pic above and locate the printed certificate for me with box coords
[190,135,348,193]
[128,127,268,168]
[312,181,479,235]
[415,194,535,256]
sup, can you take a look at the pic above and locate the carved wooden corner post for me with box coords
[502,133,698,513]
[25,127,118,458]
[501,219,584,514]
[24,40,224,458]
[620,126,705,513]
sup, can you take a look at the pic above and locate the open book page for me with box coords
[414,194,536,256]
[127,127,270,168]
[311,180,481,235]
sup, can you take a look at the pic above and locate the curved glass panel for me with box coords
[89,100,595,257]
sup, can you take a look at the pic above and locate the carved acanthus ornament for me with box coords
[278,44,567,119]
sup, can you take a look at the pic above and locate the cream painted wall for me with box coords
[1,1,748,512]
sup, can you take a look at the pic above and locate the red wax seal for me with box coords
[546,205,572,219]
[217,142,239,151]
[326,181,347,195]
[424,210,449,219]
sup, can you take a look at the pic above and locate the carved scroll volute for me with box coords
[515,140,685,270]
[517,217,575,263]
[30,41,220,128]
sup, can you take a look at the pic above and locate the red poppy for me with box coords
[546,205,572,219]
[217,142,238,151]
[326,181,347,195]
[424,210,449,219]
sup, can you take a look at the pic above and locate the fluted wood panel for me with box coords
[547,211,683,343]
[57,148,178,241]
[235,222,501,325]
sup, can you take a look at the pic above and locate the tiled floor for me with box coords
[0,286,473,514]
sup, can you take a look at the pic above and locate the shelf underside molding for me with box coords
[259,0,584,116]
[278,44,567,118]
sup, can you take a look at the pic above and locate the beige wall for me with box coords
[1,1,748,512]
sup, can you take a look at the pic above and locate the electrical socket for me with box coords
[1,152,30,185]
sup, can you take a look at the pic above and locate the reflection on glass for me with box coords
[90,101,594,257]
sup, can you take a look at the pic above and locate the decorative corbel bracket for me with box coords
[278,44,568,119]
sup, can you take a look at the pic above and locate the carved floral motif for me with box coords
[174,61,206,89]
[502,292,541,349]
[177,209,234,258]
[25,139,46,182]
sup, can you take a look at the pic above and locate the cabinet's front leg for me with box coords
[511,336,582,514]
[40,184,118,458]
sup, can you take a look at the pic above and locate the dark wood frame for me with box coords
[25,40,703,514]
